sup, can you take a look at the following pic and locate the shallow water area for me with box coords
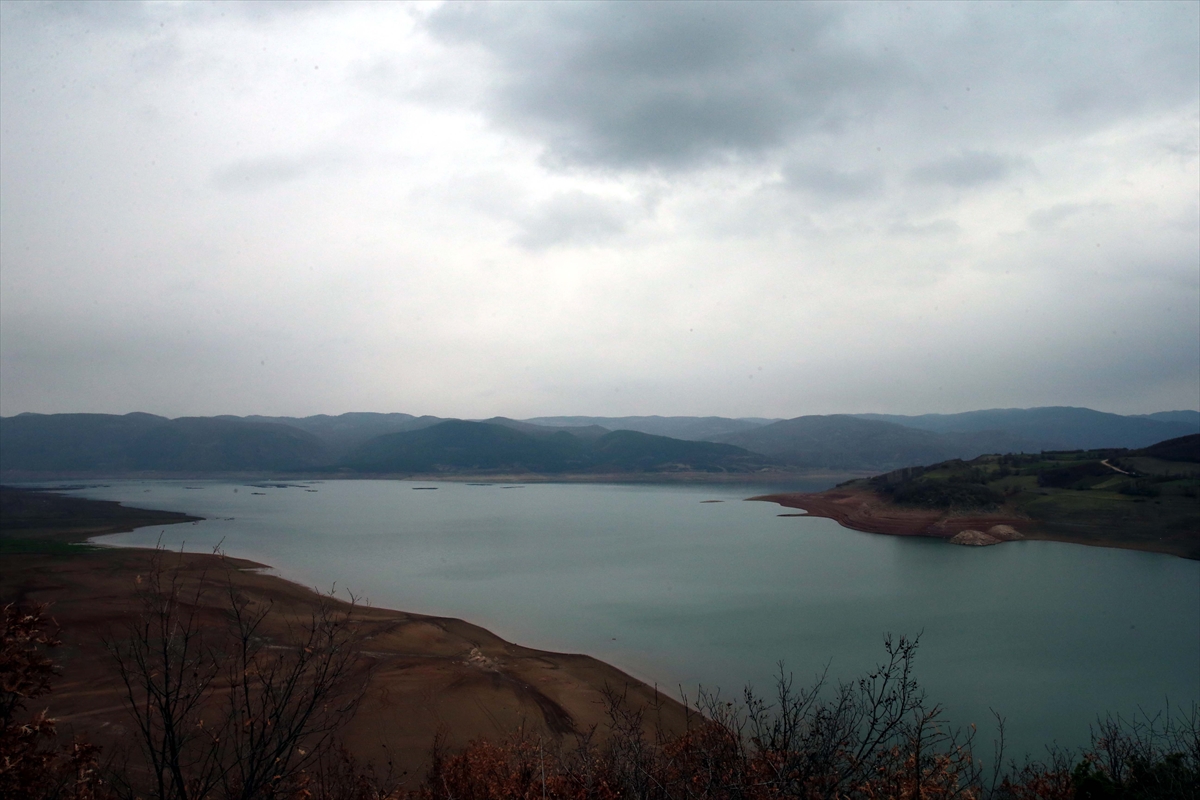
[47,478,1200,762]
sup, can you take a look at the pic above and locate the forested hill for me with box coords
[711,415,1040,471]
[523,415,776,441]
[0,415,768,475]
[525,408,1197,449]
[340,421,765,474]
[2,407,1196,475]
[0,413,332,472]
[711,408,1197,470]
[851,406,1198,450]
[858,433,1200,558]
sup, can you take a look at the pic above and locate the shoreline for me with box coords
[0,486,690,776]
[1,468,868,486]
[749,486,1031,540]
[752,486,1199,559]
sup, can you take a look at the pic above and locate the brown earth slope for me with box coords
[752,485,1030,540]
[0,488,687,779]
[754,482,1199,559]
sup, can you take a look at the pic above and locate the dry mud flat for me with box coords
[0,489,687,778]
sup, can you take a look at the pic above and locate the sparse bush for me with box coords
[403,642,1199,800]
[105,548,369,800]
[888,480,1004,510]
[1068,707,1199,800]
[1,603,110,800]
[1117,480,1160,498]
[414,635,988,799]
[12,600,1197,800]
[1036,463,1112,490]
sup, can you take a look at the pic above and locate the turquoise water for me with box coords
[54,479,1200,760]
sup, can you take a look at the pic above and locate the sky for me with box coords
[1,0,1197,420]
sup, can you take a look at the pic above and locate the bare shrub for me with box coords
[1068,705,1199,799]
[106,548,368,800]
[1,603,110,800]
[414,635,985,799]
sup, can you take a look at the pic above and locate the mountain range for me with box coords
[1,407,1195,475]
[340,421,765,474]
[852,408,1200,450]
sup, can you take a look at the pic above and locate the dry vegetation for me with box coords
[4,590,1197,799]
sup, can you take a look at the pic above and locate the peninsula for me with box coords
[753,434,1200,560]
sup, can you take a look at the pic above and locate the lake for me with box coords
[51,478,1200,761]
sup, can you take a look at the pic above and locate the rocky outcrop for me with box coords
[986,524,1023,541]
[949,529,1002,546]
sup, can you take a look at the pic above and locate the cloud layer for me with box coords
[1,0,1196,418]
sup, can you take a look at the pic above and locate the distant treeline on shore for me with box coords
[1,407,1196,475]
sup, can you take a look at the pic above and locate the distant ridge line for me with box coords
[2,407,1195,475]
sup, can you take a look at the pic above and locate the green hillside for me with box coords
[0,413,331,472]
[852,407,1197,449]
[340,421,768,475]
[714,414,1038,470]
[340,420,590,473]
[862,434,1200,558]
[0,414,764,476]
[585,429,761,472]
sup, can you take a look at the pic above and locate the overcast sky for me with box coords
[1,1,1197,419]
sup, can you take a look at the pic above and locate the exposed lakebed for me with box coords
[48,478,1200,761]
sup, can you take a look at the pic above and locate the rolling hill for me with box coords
[712,414,1039,471]
[523,415,777,441]
[757,433,1200,559]
[4,408,1196,476]
[851,407,1197,450]
[340,421,766,474]
[340,420,590,473]
[239,412,444,459]
[0,413,331,472]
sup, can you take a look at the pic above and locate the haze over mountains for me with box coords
[340,421,764,475]
[710,416,1037,471]
[853,408,1200,450]
[2,407,1196,476]
[525,416,777,442]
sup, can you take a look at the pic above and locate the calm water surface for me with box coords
[54,479,1200,760]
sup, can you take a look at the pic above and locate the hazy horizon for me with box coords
[2,1,1197,419]
[3,404,1198,422]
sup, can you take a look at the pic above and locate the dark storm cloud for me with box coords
[424,1,896,171]
[1,1,1196,419]
[422,2,1199,176]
